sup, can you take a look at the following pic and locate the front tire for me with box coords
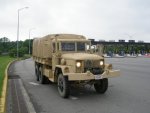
[57,74,70,98]
[94,78,108,94]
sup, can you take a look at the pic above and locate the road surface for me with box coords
[8,58,150,113]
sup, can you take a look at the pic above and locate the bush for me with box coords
[9,49,16,57]
[9,47,28,58]
[19,47,28,57]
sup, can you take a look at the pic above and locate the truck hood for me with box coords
[62,53,103,60]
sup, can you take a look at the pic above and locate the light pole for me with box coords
[17,7,29,58]
[29,28,35,55]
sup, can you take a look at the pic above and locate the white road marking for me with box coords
[70,96,79,100]
[29,82,39,86]
[19,79,36,113]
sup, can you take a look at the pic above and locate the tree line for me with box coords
[0,37,149,57]
[0,37,33,57]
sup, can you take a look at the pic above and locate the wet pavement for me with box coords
[6,58,150,113]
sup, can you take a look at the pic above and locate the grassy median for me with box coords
[0,56,15,97]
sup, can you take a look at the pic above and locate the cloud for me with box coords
[0,0,150,42]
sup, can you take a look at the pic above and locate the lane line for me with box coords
[29,82,39,86]
[18,79,36,113]
[70,96,79,100]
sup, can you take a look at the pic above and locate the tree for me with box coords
[0,37,10,42]
[0,37,10,54]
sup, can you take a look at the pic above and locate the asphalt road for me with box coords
[8,58,150,113]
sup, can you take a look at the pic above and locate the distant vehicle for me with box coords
[109,40,115,42]
[99,40,105,42]
[138,40,144,43]
[32,34,120,98]
[128,40,135,43]
[119,39,125,42]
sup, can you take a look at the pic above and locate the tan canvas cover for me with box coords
[32,38,39,57]
[32,34,86,59]
[54,34,86,39]
[33,36,53,58]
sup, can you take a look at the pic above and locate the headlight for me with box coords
[61,59,66,65]
[76,62,81,67]
[100,61,104,66]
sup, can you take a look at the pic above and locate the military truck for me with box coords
[32,34,120,98]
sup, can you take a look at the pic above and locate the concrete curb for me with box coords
[0,60,16,113]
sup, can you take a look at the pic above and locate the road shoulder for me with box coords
[6,61,36,113]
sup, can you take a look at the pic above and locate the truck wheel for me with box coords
[57,74,70,98]
[39,66,47,84]
[94,78,108,94]
[35,63,39,81]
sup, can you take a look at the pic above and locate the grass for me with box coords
[0,56,15,97]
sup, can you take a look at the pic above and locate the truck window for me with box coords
[61,42,75,51]
[77,42,85,51]
[53,43,55,52]
[53,43,59,52]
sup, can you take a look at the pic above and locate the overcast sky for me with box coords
[0,0,150,42]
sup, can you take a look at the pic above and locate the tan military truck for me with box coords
[32,34,120,98]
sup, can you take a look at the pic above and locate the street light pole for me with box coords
[29,28,35,55]
[17,9,20,58]
[17,7,28,58]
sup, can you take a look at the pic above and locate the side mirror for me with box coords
[97,44,104,56]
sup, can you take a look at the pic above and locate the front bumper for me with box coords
[64,69,120,81]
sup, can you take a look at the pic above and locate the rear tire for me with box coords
[39,65,48,84]
[35,62,39,81]
[57,73,70,98]
[94,78,108,94]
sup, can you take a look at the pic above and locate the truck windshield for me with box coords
[61,42,86,51]
[77,42,85,51]
[61,42,75,51]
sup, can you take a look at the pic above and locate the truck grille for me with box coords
[83,60,104,75]
[84,60,100,68]
[84,67,104,75]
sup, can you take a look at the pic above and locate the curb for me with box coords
[0,60,16,113]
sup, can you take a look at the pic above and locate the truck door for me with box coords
[52,42,59,71]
